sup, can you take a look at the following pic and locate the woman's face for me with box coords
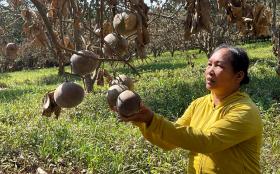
[205,48,243,94]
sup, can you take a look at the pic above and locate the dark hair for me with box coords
[211,44,250,85]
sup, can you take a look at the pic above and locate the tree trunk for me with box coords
[30,0,65,76]
[271,0,276,35]
[71,0,94,92]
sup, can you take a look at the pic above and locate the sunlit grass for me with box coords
[0,42,279,173]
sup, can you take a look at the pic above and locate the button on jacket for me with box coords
[135,91,263,174]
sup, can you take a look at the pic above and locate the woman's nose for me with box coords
[206,66,214,75]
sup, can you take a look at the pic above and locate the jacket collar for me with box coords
[208,90,248,109]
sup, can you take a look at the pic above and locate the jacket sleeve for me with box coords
[137,103,262,153]
[134,100,196,150]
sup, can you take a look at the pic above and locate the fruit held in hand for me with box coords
[106,84,128,109]
[70,50,99,76]
[54,82,85,108]
[116,90,141,117]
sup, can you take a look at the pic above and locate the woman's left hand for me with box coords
[116,104,154,126]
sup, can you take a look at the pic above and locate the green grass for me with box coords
[0,42,279,173]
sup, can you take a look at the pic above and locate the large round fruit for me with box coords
[113,12,137,36]
[5,42,18,59]
[116,74,134,90]
[103,33,128,57]
[106,84,128,109]
[116,90,141,117]
[70,50,99,76]
[54,82,85,108]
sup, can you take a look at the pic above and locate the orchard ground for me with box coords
[0,42,279,173]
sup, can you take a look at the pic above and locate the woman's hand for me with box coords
[116,103,154,126]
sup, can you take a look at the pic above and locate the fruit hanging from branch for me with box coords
[5,42,18,59]
[103,33,129,58]
[111,74,134,90]
[113,12,138,37]
[54,82,85,108]
[70,50,100,76]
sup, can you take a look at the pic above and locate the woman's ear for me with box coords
[236,71,245,83]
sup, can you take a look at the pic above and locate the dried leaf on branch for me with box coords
[8,0,22,9]
[42,91,61,119]
[184,0,211,40]
[219,1,271,37]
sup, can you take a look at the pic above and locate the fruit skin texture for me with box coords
[116,74,134,90]
[5,42,18,58]
[116,90,141,117]
[109,74,134,90]
[103,33,128,57]
[54,82,85,108]
[106,84,128,109]
[113,12,137,36]
[70,50,99,76]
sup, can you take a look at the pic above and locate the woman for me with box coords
[117,44,263,174]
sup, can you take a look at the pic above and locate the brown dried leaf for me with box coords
[21,9,33,22]
[230,0,242,7]
[0,26,4,35]
[103,69,113,83]
[255,25,270,37]
[49,0,69,17]
[103,21,113,36]
[29,23,48,47]
[231,5,242,19]
[97,69,105,86]
[199,0,211,32]
[109,0,117,6]
[8,0,22,9]
[217,0,227,9]
[42,91,61,118]
[22,22,31,36]
[63,36,74,50]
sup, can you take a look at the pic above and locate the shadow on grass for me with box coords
[138,62,187,72]
[114,61,187,75]
[0,88,34,103]
[250,58,277,68]
[245,73,280,110]
[0,73,11,80]
[37,74,81,85]
[141,78,206,120]
[140,71,279,120]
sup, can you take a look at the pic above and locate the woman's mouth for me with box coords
[206,78,215,84]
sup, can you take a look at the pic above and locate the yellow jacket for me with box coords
[136,91,263,174]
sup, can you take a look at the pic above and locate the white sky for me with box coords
[144,0,150,4]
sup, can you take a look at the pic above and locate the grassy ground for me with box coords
[0,41,279,173]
